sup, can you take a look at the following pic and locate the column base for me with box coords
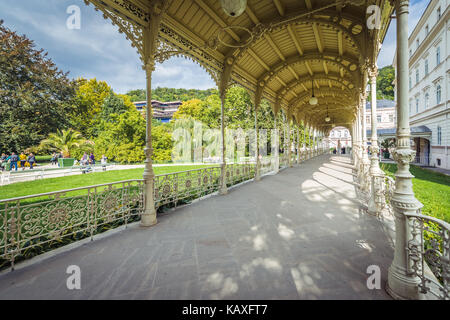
[219,186,228,195]
[140,210,157,227]
[386,264,423,300]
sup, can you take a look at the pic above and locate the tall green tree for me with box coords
[376,65,395,100]
[94,107,146,163]
[0,21,75,153]
[70,78,110,137]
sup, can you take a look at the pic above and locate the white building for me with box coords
[365,99,396,129]
[393,0,449,169]
[329,126,351,152]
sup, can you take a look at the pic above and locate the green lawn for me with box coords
[0,165,217,200]
[380,163,450,223]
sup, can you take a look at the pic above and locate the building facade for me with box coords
[329,126,352,152]
[365,99,396,129]
[393,0,449,169]
[133,100,182,122]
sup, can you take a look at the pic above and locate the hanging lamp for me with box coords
[325,106,331,122]
[309,79,318,105]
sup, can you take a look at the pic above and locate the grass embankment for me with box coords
[380,163,450,223]
[0,165,216,201]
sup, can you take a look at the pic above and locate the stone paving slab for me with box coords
[0,155,393,299]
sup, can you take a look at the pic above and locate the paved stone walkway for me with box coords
[0,155,394,299]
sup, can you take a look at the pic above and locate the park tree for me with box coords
[99,90,132,121]
[376,65,395,100]
[152,124,173,162]
[0,20,76,153]
[94,107,147,163]
[70,78,111,138]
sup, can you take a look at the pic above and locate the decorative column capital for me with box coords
[392,148,416,166]
[143,60,156,74]
[395,0,410,14]
[369,66,378,81]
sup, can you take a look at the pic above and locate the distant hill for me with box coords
[126,87,218,102]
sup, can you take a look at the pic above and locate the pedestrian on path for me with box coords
[89,153,95,165]
[9,152,18,171]
[27,153,36,170]
[0,153,7,172]
[19,152,27,170]
[101,154,107,171]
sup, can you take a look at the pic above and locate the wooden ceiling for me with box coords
[86,0,394,130]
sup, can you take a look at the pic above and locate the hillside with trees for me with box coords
[126,87,218,102]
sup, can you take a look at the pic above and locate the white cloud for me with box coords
[0,0,216,94]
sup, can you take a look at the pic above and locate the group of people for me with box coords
[50,152,63,166]
[0,152,36,171]
[75,152,108,173]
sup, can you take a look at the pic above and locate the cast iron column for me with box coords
[368,67,384,215]
[387,0,423,300]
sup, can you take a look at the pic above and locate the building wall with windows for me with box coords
[394,0,450,169]
[365,99,396,129]
[329,127,352,149]
[133,100,182,123]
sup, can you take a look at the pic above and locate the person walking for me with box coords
[0,153,7,172]
[57,152,63,167]
[50,152,57,166]
[89,152,95,165]
[19,152,27,170]
[101,154,107,171]
[81,152,88,166]
[9,152,18,171]
[27,153,36,170]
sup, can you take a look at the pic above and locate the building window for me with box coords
[377,115,381,123]
[415,98,419,113]
[366,116,370,124]
[437,7,441,20]
[389,114,393,122]
[416,69,419,83]
[409,49,412,58]
[437,126,442,145]
[436,46,440,65]
[425,92,429,109]
[425,25,429,36]
[436,84,441,104]
[409,101,412,113]
[409,76,412,89]
[416,39,419,50]
[425,59,428,75]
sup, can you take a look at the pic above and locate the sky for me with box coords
[0,0,430,94]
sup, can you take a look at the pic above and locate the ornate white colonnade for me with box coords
[85,0,430,300]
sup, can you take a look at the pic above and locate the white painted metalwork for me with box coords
[383,176,449,300]
[0,180,144,270]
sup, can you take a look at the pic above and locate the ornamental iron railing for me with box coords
[0,180,144,270]
[382,177,449,300]
[154,166,222,209]
[406,211,450,300]
[1,163,272,270]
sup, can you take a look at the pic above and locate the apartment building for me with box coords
[393,0,449,168]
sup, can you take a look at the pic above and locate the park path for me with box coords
[1,163,213,186]
[0,155,393,299]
